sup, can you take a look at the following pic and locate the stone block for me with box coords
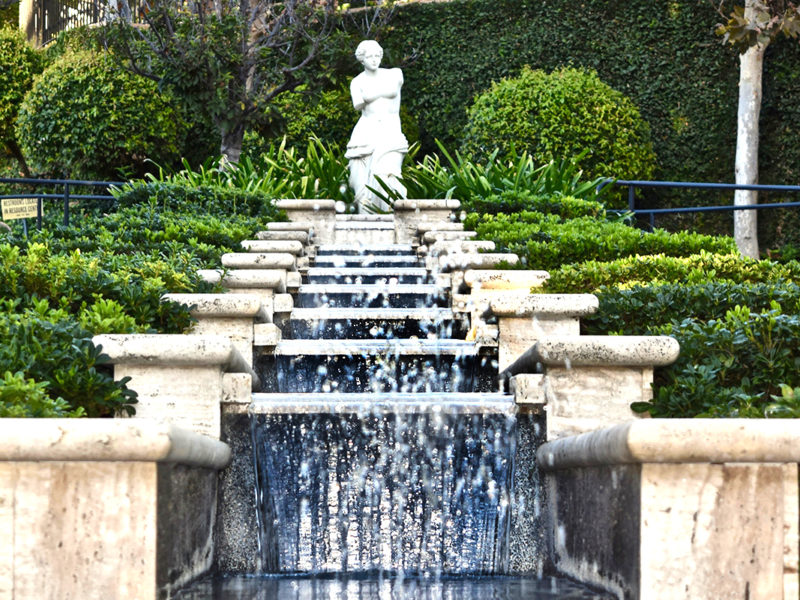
[240,240,304,255]
[0,419,229,600]
[537,420,800,599]
[93,334,258,438]
[488,294,598,371]
[422,230,477,244]
[392,199,461,244]
[504,335,679,439]
[464,269,550,294]
[438,252,519,273]
[275,199,336,244]
[162,293,269,367]
[221,252,296,270]
[221,372,252,414]
[254,230,309,243]
[253,323,282,347]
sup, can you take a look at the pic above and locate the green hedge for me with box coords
[465,211,736,272]
[380,0,800,241]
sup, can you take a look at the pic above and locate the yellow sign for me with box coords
[1,198,39,220]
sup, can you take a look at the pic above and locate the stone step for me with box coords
[250,392,512,413]
[317,244,413,256]
[285,307,467,339]
[335,221,395,230]
[297,283,448,308]
[307,267,430,285]
[274,338,487,356]
[314,255,421,268]
[335,214,394,222]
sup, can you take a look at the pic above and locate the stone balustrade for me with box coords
[0,418,230,599]
[537,419,800,599]
[393,199,461,244]
[93,334,258,438]
[274,199,336,244]
[162,293,270,367]
[487,293,598,370]
[505,335,679,439]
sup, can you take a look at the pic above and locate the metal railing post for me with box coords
[63,181,70,227]
[628,186,636,212]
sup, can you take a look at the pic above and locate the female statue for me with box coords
[345,40,408,213]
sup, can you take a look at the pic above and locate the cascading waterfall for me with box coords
[250,400,517,575]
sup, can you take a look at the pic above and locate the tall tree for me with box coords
[105,0,339,164]
[715,0,800,258]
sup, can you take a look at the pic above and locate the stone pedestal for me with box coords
[0,419,230,600]
[92,334,257,439]
[393,199,461,244]
[275,199,336,244]
[506,335,680,439]
[537,420,800,600]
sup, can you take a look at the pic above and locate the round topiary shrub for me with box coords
[16,51,187,179]
[0,26,44,152]
[460,66,656,187]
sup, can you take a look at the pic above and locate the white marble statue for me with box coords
[345,40,408,213]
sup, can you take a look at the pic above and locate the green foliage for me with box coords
[0,26,43,143]
[247,84,419,153]
[634,304,800,418]
[16,50,187,179]
[584,281,800,336]
[460,66,656,191]
[374,142,609,205]
[374,0,799,241]
[466,212,736,272]
[0,300,137,417]
[543,252,799,293]
[464,191,606,220]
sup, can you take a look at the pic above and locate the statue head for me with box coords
[355,40,383,67]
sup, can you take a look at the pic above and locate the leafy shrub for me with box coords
[466,212,736,272]
[637,304,800,418]
[543,252,800,293]
[463,191,606,219]
[584,281,800,336]
[459,66,656,197]
[0,300,138,417]
[16,51,187,179]
[0,26,44,169]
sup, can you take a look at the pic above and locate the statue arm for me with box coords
[350,78,365,111]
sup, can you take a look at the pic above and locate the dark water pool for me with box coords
[172,574,613,599]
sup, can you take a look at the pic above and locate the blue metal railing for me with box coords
[0,177,125,233]
[600,179,800,229]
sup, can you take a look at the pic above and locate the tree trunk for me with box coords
[219,124,245,168]
[5,140,32,178]
[733,0,767,260]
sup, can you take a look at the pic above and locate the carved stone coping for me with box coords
[505,335,679,376]
[254,231,309,243]
[162,293,270,322]
[275,199,336,212]
[464,269,550,291]
[0,419,231,469]
[417,222,464,233]
[538,419,800,470]
[438,252,519,272]
[488,294,598,318]
[221,252,296,270]
[422,231,476,244]
[198,269,287,293]
[427,240,496,256]
[393,199,461,211]
[266,222,314,232]
[94,334,255,378]
[240,240,304,255]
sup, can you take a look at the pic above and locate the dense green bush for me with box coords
[465,212,735,272]
[0,300,138,417]
[16,51,187,179]
[462,191,606,220]
[641,305,800,418]
[0,26,43,170]
[543,252,800,293]
[460,67,656,189]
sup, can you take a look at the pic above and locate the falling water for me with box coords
[250,398,516,575]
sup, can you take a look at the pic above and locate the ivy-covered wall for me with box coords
[380,0,800,242]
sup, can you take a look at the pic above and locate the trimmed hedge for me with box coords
[460,66,656,186]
